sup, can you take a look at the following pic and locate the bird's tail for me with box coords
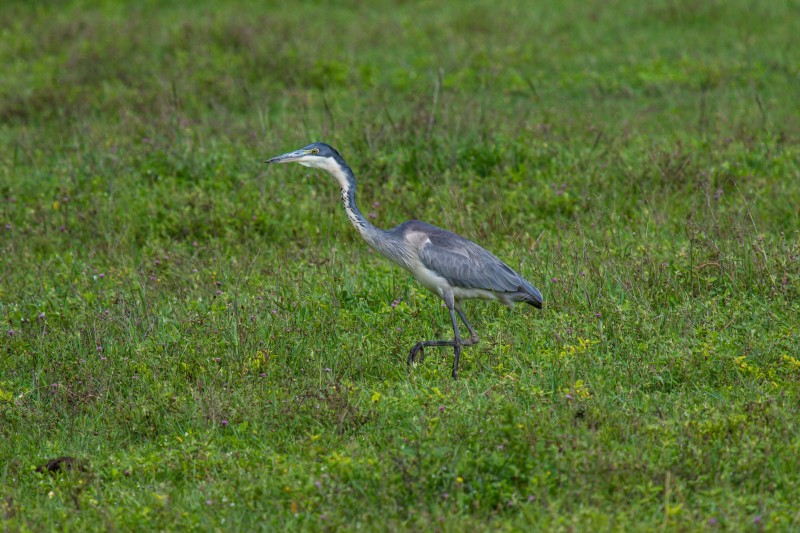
[515,279,543,309]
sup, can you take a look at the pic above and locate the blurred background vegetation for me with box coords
[1,0,799,530]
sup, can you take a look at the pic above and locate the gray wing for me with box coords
[409,221,529,294]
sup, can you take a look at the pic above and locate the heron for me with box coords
[267,142,542,379]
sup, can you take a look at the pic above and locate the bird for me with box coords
[266,142,542,379]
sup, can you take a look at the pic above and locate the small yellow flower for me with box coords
[456,476,464,484]
[371,392,381,402]
[781,354,800,370]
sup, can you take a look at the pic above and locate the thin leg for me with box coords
[455,305,479,344]
[407,298,479,379]
[449,306,462,379]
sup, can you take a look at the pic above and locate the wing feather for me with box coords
[413,223,526,293]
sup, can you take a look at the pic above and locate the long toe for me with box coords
[408,343,424,365]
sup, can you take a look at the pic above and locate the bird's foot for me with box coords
[408,343,425,366]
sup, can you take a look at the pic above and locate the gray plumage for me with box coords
[267,142,542,378]
[407,221,542,305]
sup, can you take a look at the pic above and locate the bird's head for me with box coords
[266,142,341,169]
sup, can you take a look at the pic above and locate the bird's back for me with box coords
[389,220,542,308]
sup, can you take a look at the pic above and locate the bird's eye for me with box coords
[310,148,319,154]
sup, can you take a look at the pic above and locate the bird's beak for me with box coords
[265,149,309,164]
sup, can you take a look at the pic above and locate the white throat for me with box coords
[295,156,349,189]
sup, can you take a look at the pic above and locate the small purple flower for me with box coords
[192,268,198,273]
[38,312,46,320]
[260,372,266,378]
[565,393,573,400]
[96,345,103,352]
[372,201,380,208]
[213,357,221,363]
[206,499,213,506]
[4,223,11,231]
[753,516,762,524]
[192,241,198,247]
[595,312,601,318]
[391,299,400,308]
[324,368,331,373]
[221,419,229,427]
[551,277,558,283]
[215,281,222,287]
[149,275,156,282]
[708,517,718,526]
[527,495,535,502]
[368,212,377,219]
[132,374,139,380]
[271,309,278,315]
[7,329,14,336]
[438,406,445,413]
[58,225,67,232]
[442,492,449,500]
[216,290,223,295]
[314,480,321,489]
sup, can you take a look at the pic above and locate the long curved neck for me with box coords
[321,156,399,255]
[339,170,374,237]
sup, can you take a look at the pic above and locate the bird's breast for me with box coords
[405,258,450,296]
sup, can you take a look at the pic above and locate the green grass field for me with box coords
[2,0,800,530]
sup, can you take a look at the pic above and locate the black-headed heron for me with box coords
[267,143,542,378]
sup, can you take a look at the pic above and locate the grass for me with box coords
[1,0,799,529]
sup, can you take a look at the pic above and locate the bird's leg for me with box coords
[448,305,462,379]
[407,296,479,379]
[455,305,480,345]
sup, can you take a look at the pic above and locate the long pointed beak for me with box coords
[265,149,306,164]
